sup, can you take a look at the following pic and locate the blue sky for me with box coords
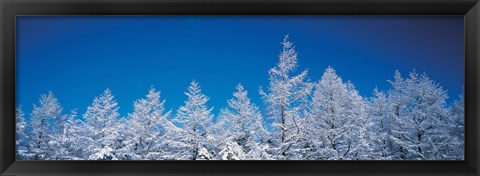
[16,16,464,119]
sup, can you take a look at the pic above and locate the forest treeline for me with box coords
[16,35,464,160]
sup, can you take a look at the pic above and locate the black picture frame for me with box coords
[1,0,479,175]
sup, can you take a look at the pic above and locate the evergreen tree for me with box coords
[306,67,372,160]
[16,106,29,159]
[174,80,215,160]
[217,83,271,160]
[344,81,375,159]
[29,91,64,160]
[126,86,182,160]
[368,88,394,159]
[445,91,464,160]
[54,110,84,160]
[259,35,312,159]
[83,89,121,160]
[387,70,450,160]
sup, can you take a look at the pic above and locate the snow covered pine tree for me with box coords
[174,80,216,160]
[83,89,122,160]
[216,83,271,160]
[259,35,313,160]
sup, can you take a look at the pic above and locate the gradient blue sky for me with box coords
[16,16,464,120]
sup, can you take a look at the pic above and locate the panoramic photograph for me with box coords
[16,16,464,160]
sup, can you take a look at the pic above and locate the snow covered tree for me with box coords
[344,81,375,159]
[305,67,372,160]
[216,83,271,160]
[174,80,215,160]
[218,141,246,160]
[29,91,65,160]
[52,109,85,160]
[386,70,450,160]
[323,80,374,160]
[16,106,27,146]
[46,111,71,160]
[444,90,464,160]
[125,86,183,160]
[385,70,412,160]
[410,72,450,160]
[16,106,29,159]
[83,89,121,160]
[259,35,312,159]
[368,88,395,159]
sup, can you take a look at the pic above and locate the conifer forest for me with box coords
[16,36,464,160]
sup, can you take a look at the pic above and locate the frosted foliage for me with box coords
[82,89,121,160]
[219,141,246,160]
[368,88,393,159]
[16,106,28,159]
[446,91,464,160]
[15,35,463,160]
[259,35,313,159]
[174,80,215,160]
[90,146,118,160]
[28,91,67,160]
[124,86,182,160]
[216,83,271,160]
[380,70,455,160]
[16,107,26,146]
[304,67,373,160]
